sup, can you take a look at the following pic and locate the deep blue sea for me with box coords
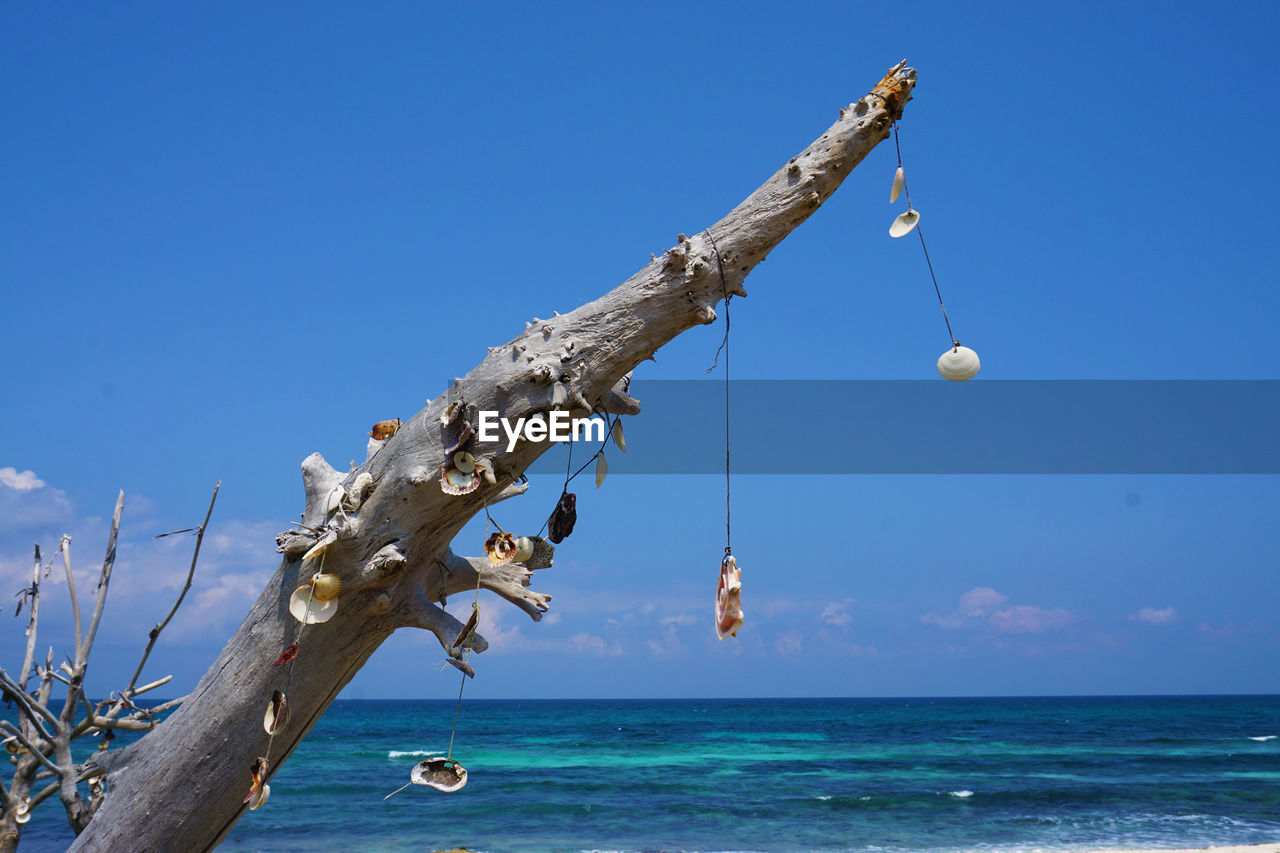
[14,696,1280,852]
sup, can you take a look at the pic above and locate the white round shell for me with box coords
[937,345,981,381]
[289,585,339,624]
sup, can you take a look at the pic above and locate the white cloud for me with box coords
[569,631,623,656]
[820,599,854,627]
[0,467,45,491]
[1130,606,1178,625]
[774,631,804,655]
[923,587,1075,635]
[989,604,1075,634]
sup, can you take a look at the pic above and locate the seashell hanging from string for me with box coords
[263,690,289,735]
[244,756,271,810]
[715,554,744,640]
[547,492,577,543]
[937,345,981,381]
[887,124,980,381]
[889,209,919,238]
[289,584,338,624]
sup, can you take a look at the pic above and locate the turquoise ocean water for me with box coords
[14,696,1280,852]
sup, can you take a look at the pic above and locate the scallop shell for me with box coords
[263,690,289,734]
[370,418,401,440]
[289,585,339,624]
[410,757,468,793]
[890,166,905,203]
[889,209,920,238]
[484,532,517,565]
[611,420,626,453]
[936,345,980,381]
[308,573,342,602]
[14,804,31,825]
[595,452,608,488]
[715,554,744,640]
[439,464,480,496]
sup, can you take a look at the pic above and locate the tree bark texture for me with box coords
[67,62,915,852]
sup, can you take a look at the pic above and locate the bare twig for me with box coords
[79,492,123,666]
[18,545,42,691]
[124,482,219,697]
[0,670,58,741]
[0,722,60,777]
[60,535,82,664]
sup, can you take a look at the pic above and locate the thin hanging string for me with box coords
[894,124,958,349]
[264,548,321,766]
[704,230,732,555]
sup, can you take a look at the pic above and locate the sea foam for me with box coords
[948,790,975,798]
[1248,735,1276,741]
[387,749,437,758]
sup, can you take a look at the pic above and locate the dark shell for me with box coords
[444,419,473,456]
[411,757,468,792]
[451,606,479,654]
[547,492,577,544]
[446,657,475,678]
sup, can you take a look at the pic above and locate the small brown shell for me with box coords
[484,532,517,565]
[369,419,402,440]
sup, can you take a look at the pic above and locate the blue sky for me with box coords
[2,1,1277,700]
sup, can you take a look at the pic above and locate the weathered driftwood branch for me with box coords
[67,62,915,852]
